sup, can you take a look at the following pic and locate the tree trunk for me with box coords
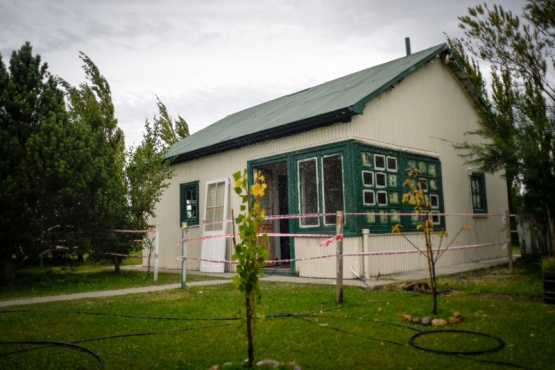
[112,256,122,273]
[246,294,254,368]
[1,258,17,282]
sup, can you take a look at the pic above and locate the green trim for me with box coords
[247,140,446,240]
[170,109,355,164]
[352,143,445,233]
[471,172,488,214]
[179,181,200,226]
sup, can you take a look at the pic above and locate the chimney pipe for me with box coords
[405,37,411,56]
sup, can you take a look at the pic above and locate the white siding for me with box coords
[151,58,508,277]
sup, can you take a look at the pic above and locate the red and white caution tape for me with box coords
[176,241,508,265]
[319,234,343,247]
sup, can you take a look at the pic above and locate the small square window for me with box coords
[388,174,397,187]
[390,210,400,223]
[430,194,439,208]
[387,157,397,172]
[419,178,428,192]
[431,211,440,224]
[362,171,374,186]
[429,179,438,191]
[363,190,375,205]
[374,155,385,170]
[362,153,373,166]
[376,173,386,187]
[389,192,399,205]
[377,191,388,206]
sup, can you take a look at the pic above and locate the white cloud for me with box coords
[1,0,527,145]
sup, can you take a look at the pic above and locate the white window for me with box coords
[298,158,319,226]
[322,155,344,225]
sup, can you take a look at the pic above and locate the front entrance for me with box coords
[200,178,229,273]
[254,161,292,272]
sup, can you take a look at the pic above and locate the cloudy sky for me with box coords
[1,0,526,146]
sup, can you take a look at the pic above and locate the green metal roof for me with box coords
[168,43,453,163]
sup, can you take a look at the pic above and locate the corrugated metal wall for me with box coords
[151,58,509,279]
[293,232,505,279]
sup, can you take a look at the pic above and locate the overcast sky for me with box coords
[1,0,526,146]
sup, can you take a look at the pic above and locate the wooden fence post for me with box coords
[506,210,513,273]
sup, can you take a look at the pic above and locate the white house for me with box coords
[149,43,509,279]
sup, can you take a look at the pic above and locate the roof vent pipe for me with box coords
[405,37,411,56]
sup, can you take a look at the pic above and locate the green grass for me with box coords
[0,263,222,301]
[0,258,553,369]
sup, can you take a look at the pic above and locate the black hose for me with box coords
[0,340,102,370]
[409,329,505,355]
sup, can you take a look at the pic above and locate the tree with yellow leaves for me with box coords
[393,168,469,315]
[232,169,269,367]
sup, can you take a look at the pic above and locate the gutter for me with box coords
[169,108,356,164]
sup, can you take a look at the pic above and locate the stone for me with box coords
[431,318,448,327]
[207,366,220,370]
[448,317,462,325]
[287,362,302,370]
[421,316,432,325]
[401,313,412,321]
[256,359,280,368]
[411,317,421,324]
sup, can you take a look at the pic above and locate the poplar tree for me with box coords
[59,52,133,272]
[153,95,189,147]
[454,1,555,251]
[126,120,174,275]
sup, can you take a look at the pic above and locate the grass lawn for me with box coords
[0,258,553,369]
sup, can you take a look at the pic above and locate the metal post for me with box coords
[506,210,513,273]
[154,222,160,283]
[181,222,188,288]
[336,211,344,304]
[361,229,369,278]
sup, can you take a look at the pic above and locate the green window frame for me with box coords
[296,153,345,228]
[358,146,444,233]
[180,181,199,226]
[471,173,487,214]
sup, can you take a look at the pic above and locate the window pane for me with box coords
[323,155,344,225]
[363,190,375,205]
[375,155,385,169]
[362,171,374,186]
[298,159,319,226]
[376,173,386,187]
[377,191,387,205]
[362,153,373,166]
[387,157,397,172]
[471,173,487,213]
[180,181,199,225]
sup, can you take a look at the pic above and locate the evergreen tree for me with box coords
[454,1,555,250]
[153,95,189,147]
[126,120,174,275]
[59,52,133,272]
[0,42,83,280]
